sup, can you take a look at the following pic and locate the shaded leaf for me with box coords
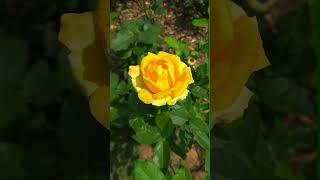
[170,105,190,125]
[111,28,134,51]
[130,117,162,144]
[153,140,170,169]
[134,160,166,180]
[192,18,208,28]
[172,167,192,180]
[156,112,174,138]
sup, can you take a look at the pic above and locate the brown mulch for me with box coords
[138,143,208,179]
[111,0,208,51]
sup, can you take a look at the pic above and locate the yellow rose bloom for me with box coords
[212,0,270,123]
[58,0,109,129]
[128,51,194,106]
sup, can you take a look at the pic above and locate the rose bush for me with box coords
[110,1,210,178]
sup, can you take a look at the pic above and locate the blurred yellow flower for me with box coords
[58,0,109,128]
[212,0,270,123]
[128,51,194,106]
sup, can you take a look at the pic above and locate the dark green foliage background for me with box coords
[212,2,318,180]
[0,0,108,179]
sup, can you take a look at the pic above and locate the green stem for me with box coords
[170,164,176,174]
[135,0,151,20]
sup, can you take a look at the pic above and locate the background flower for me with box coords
[212,0,270,124]
[58,0,109,129]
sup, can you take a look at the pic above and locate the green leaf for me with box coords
[165,173,172,180]
[190,85,208,99]
[134,160,166,180]
[190,51,199,58]
[123,20,141,35]
[266,117,315,164]
[178,42,189,55]
[164,37,180,49]
[119,49,132,59]
[229,100,262,157]
[172,167,192,180]
[189,121,209,150]
[110,73,119,88]
[153,140,170,169]
[110,106,119,121]
[192,18,208,28]
[110,73,129,102]
[130,117,162,144]
[21,61,63,105]
[110,73,119,102]
[170,105,190,125]
[165,37,189,56]
[133,46,147,56]
[205,151,210,172]
[212,137,253,179]
[259,6,316,75]
[156,112,174,138]
[110,12,119,20]
[138,21,163,44]
[176,50,183,57]
[248,74,314,116]
[190,117,209,134]
[111,28,134,51]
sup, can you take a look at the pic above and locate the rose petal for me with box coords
[160,53,184,78]
[143,77,162,93]
[128,65,140,78]
[68,51,98,97]
[167,90,189,105]
[153,89,171,99]
[214,0,234,50]
[140,52,158,70]
[213,87,253,124]
[82,37,108,86]
[152,97,171,106]
[172,67,193,97]
[89,85,109,128]
[213,16,269,111]
[59,12,95,51]
[138,89,154,104]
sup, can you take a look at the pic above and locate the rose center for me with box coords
[154,60,167,76]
